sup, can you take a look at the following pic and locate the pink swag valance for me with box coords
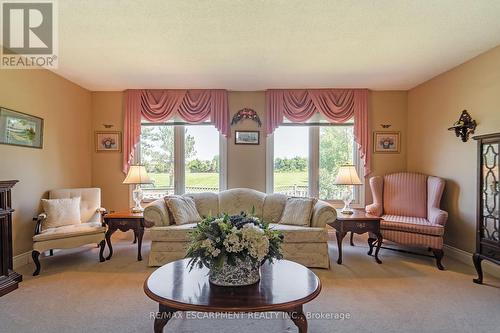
[123,89,229,173]
[266,89,370,175]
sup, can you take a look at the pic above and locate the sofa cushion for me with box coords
[165,196,202,225]
[381,215,444,236]
[268,223,328,243]
[278,197,316,227]
[383,173,427,218]
[218,188,265,217]
[263,193,287,223]
[150,223,198,242]
[33,222,105,242]
[184,192,219,217]
[41,197,82,230]
[149,222,328,243]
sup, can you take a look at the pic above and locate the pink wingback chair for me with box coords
[366,172,448,270]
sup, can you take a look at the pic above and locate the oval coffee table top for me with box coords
[144,259,321,312]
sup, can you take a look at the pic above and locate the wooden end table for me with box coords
[104,211,153,261]
[328,209,383,265]
[144,259,321,333]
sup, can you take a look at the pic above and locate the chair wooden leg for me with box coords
[32,251,41,276]
[472,253,483,284]
[432,248,445,270]
[98,240,106,262]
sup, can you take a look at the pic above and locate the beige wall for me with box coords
[366,91,408,202]
[408,45,500,252]
[90,92,130,212]
[227,91,267,191]
[0,70,92,256]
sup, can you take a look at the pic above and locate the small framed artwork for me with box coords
[95,131,122,152]
[0,107,44,149]
[235,130,260,145]
[374,131,400,153]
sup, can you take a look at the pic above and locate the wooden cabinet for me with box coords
[0,180,21,296]
[473,133,500,284]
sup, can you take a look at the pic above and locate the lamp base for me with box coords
[131,206,144,213]
[341,198,354,215]
[131,185,143,213]
[340,209,354,215]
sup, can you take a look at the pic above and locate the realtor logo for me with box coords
[1,0,58,68]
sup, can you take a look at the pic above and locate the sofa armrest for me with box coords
[365,203,383,217]
[365,176,383,217]
[96,207,108,225]
[144,198,170,227]
[311,200,337,228]
[427,176,447,226]
[428,207,448,226]
[32,213,47,235]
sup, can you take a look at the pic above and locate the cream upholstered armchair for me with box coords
[366,172,448,270]
[32,188,107,276]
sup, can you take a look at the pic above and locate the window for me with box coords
[184,125,220,193]
[267,117,362,204]
[140,124,175,197]
[319,125,355,200]
[140,122,226,200]
[273,127,309,197]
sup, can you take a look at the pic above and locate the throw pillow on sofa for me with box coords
[165,196,202,225]
[278,197,317,227]
[41,197,82,230]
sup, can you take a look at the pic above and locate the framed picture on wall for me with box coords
[95,131,122,152]
[0,107,44,149]
[235,130,259,145]
[373,131,400,153]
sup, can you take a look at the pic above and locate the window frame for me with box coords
[266,123,364,206]
[139,121,227,200]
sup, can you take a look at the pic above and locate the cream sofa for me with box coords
[144,188,336,269]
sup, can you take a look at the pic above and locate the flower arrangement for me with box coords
[101,137,116,149]
[379,136,394,149]
[186,210,283,285]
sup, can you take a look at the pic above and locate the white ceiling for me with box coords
[53,0,500,91]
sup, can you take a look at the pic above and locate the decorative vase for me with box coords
[209,257,260,286]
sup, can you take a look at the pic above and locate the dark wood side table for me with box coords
[144,259,321,333]
[104,211,153,261]
[328,209,383,264]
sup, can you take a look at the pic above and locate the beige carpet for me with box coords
[1,232,499,333]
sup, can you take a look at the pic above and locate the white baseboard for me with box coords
[444,244,500,279]
[13,251,32,270]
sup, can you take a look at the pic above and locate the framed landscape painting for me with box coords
[0,107,44,149]
[95,131,122,152]
[235,131,259,145]
[374,131,400,153]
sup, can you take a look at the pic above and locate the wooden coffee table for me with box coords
[144,259,321,333]
[328,209,383,264]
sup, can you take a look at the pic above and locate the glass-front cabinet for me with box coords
[473,133,500,284]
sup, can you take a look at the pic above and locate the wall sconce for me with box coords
[447,110,476,142]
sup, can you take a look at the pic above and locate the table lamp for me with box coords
[334,165,363,215]
[123,165,152,213]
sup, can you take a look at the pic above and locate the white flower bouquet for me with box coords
[185,210,283,286]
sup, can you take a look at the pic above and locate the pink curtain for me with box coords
[123,89,229,173]
[266,89,371,175]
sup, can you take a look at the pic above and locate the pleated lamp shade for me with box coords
[333,165,363,185]
[123,165,152,185]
